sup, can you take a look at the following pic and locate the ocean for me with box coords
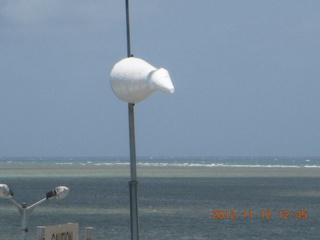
[0,156,319,240]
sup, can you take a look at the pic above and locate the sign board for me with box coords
[44,223,79,240]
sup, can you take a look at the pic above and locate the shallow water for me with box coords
[0,157,319,240]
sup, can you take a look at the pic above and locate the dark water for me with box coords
[1,176,320,240]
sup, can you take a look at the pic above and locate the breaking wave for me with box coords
[1,156,320,168]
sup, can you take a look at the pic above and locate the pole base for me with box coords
[129,180,139,240]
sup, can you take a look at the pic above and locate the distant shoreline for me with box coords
[0,163,319,178]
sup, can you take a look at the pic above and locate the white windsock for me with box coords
[110,57,174,103]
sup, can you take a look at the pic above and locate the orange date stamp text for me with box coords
[211,210,308,220]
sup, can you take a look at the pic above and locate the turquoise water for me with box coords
[0,157,320,240]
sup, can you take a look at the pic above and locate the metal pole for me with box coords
[128,103,139,240]
[9,198,47,240]
[125,1,140,240]
[27,198,47,213]
[21,204,27,240]
[125,0,132,58]
[128,103,137,181]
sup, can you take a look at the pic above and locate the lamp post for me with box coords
[0,183,69,240]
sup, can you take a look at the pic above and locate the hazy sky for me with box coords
[1,1,320,157]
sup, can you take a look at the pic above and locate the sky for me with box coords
[1,0,320,158]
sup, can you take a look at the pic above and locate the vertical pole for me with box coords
[125,0,132,58]
[21,205,27,240]
[126,1,139,239]
[128,103,137,181]
[128,103,139,240]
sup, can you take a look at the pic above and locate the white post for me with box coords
[85,227,94,240]
[21,206,27,240]
[36,226,45,240]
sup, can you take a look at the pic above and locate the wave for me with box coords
[76,162,320,168]
[136,163,320,168]
[2,157,320,168]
